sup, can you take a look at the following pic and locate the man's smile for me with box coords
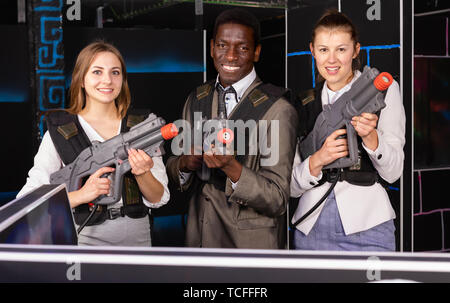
[222,65,240,72]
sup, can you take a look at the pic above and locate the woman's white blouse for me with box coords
[290,71,406,235]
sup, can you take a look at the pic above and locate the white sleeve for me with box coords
[361,80,406,183]
[16,131,63,198]
[290,141,323,198]
[142,155,170,208]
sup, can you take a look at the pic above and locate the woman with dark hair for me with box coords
[18,41,170,246]
[290,10,405,251]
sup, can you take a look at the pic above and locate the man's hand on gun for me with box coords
[179,146,203,173]
[179,155,203,173]
[203,144,242,183]
[203,150,234,169]
[179,142,242,183]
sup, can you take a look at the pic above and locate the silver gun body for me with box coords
[300,66,388,170]
[50,113,167,205]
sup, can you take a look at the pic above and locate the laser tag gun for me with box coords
[195,113,234,181]
[50,114,178,205]
[300,66,394,170]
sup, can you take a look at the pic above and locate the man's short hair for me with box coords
[212,8,261,47]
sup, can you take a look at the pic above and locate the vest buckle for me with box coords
[324,168,341,183]
[107,208,124,220]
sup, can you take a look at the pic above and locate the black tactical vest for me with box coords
[46,109,152,226]
[189,80,290,191]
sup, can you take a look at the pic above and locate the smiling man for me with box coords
[166,8,298,249]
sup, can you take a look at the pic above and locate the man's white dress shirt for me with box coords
[179,68,257,189]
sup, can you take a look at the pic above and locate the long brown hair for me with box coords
[312,9,361,77]
[67,41,131,118]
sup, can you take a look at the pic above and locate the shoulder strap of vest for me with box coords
[196,81,215,100]
[190,81,287,121]
[229,82,288,122]
[296,81,324,138]
[122,108,152,132]
[46,110,92,165]
[190,80,215,121]
[121,108,153,216]
[47,108,152,165]
[229,83,287,168]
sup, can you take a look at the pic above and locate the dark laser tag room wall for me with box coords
[0,0,448,252]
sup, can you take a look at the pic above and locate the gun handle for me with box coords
[345,122,359,166]
[94,161,128,205]
[323,122,358,169]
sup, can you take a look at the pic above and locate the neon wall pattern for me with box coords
[29,0,66,139]
[413,14,450,252]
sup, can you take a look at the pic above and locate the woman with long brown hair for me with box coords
[18,41,170,246]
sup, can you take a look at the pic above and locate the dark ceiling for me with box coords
[0,0,290,28]
[65,0,288,35]
[1,0,449,31]
[414,0,450,16]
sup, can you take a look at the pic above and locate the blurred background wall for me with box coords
[0,0,448,252]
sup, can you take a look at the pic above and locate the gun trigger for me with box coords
[124,143,130,153]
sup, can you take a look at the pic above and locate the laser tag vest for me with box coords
[46,109,151,226]
[297,82,386,187]
[190,80,290,192]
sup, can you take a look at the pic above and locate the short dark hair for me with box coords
[212,8,261,47]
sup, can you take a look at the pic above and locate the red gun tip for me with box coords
[161,123,179,140]
[217,128,234,144]
[374,72,393,91]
